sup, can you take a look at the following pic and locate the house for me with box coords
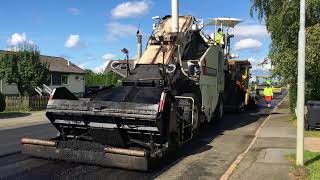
[104,59,137,79]
[0,50,85,96]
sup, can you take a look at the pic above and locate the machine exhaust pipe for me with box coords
[172,0,179,33]
[21,138,56,147]
[105,147,146,157]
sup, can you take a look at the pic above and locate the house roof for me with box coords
[0,50,85,74]
[40,55,85,74]
[104,59,137,77]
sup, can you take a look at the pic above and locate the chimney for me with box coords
[68,61,71,66]
[172,0,179,33]
[137,32,142,60]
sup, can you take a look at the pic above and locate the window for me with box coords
[52,74,61,85]
[61,75,68,85]
[51,74,69,85]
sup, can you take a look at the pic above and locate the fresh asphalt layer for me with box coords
[0,123,57,156]
[0,94,286,180]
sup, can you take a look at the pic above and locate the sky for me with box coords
[0,0,271,76]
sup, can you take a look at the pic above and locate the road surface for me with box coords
[0,93,286,180]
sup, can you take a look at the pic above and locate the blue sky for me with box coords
[0,0,271,75]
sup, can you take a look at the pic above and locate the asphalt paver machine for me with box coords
[21,0,243,171]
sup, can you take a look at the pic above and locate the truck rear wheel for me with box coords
[218,98,224,120]
[211,96,224,124]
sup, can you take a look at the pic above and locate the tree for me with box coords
[85,70,118,87]
[250,0,320,111]
[0,43,50,96]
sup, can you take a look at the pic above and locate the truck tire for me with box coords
[179,93,201,136]
[211,96,224,124]
[218,97,224,120]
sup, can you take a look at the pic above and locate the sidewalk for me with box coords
[229,98,296,180]
[0,111,48,130]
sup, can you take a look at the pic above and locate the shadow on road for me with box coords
[0,112,31,119]
[154,94,287,175]
[153,102,272,175]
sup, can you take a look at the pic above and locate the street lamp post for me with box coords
[296,0,306,166]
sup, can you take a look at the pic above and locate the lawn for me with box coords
[288,151,320,180]
[305,131,320,138]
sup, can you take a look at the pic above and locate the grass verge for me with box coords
[289,116,320,137]
[288,151,320,180]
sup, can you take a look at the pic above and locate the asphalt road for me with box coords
[0,93,286,180]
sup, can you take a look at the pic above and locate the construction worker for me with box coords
[263,82,273,108]
[215,28,225,47]
[266,79,272,86]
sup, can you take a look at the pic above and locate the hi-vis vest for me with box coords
[264,87,273,97]
[215,32,224,45]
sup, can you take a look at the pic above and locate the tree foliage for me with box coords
[250,0,320,109]
[85,70,118,87]
[0,93,5,112]
[0,43,50,96]
[305,24,320,101]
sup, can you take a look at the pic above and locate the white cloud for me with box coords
[67,8,81,16]
[7,32,33,47]
[248,57,258,64]
[106,22,137,41]
[78,63,88,70]
[233,24,269,38]
[248,57,272,74]
[7,33,26,46]
[235,38,262,51]
[102,53,117,60]
[111,0,150,18]
[94,61,111,73]
[86,56,95,61]
[93,53,117,73]
[64,34,85,49]
[249,58,271,78]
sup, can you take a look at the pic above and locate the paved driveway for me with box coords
[0,111,49,131]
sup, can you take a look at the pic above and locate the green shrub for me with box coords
[85,70,119,87]
[0,93,6,112]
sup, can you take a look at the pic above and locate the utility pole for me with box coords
[296,0,306,166]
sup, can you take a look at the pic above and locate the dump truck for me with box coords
[21,1,244,171]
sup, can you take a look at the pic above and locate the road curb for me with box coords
[219,96,288,180]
